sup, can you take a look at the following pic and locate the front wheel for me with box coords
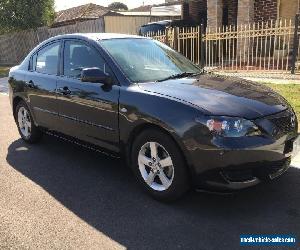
[131,129,190,201]
[15,101,42,143]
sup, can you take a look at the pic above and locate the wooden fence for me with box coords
[145,18,300,73]
[0,16,179,66]
[0,18,104,65]
[104,15,178,35]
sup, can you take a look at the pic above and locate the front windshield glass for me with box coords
[100,38,201,83]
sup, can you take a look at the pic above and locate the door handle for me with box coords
[57,86,71,95]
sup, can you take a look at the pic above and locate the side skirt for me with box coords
[41,128,121,159]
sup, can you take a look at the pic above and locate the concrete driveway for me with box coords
[0,94,300,249]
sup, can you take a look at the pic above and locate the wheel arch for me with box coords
[12,96,24,120]
[12,95,38,126]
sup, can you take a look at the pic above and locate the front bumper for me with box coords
[197,157,291,191]
[187,133,299,192]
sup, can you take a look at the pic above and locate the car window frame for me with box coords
[60,38,119,85]
[29,40,62,76]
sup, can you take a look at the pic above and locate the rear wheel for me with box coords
[15,101,42,143]
[131,129,190,201]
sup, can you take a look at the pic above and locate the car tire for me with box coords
[131,129,190,201]
[15,101,42,143]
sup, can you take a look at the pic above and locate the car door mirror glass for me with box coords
[81,68,112,85]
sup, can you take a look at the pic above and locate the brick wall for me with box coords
[223,0,238,26]
[188,0,207,24]
[228,0,238,25]
[183,0,285,27]
[254,0,278,22]
[181,2,189,20]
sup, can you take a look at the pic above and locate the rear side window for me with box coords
[63,40,113,78]
[36,42,60,75]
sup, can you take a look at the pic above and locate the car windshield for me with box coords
[99,38,201,83]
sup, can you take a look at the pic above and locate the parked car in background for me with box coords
[8,33,300,201]
[138,19,198,36]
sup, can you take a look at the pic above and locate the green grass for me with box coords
[266,83,300,131]
[0,67,10,77]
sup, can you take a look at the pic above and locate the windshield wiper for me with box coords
[156,72,201,82]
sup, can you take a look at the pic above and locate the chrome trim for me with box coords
[33,107,58,116]
[34,107,115,131]
[269,163,290,179]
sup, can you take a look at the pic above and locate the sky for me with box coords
[55,0,166,11]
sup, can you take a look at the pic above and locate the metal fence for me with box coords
[145,16,300,73]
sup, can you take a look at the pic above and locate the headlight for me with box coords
[196,116,261,137]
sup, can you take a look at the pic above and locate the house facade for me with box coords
[181,0,300,28]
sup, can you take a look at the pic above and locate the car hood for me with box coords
[138,74,288,119]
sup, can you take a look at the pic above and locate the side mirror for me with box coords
[81,68,112,85]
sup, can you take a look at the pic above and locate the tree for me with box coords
[108,2,128,11]
[0,0,55,34]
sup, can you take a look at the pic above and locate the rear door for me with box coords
[56,39,120,152]
[25,41,61,130]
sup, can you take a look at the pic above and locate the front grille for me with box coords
[222,169,254,182]
[268,110,296,136]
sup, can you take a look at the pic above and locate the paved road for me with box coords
[1,94,300,250]
[0,77,8,94]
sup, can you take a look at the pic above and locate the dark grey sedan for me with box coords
[8,33,300,201]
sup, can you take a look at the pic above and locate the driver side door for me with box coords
[56,39,120,152]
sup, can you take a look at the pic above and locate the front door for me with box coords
[56,40,120,152]
[25,41,61,130]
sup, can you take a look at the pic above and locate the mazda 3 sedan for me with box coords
[9,33,300,201]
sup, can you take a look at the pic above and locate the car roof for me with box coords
[47,33,144,42]
[141,20,172,27]
[26,33,149,61]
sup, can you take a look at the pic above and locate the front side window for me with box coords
[63,40,112,79]
[36,42,60,75]
[100,38,200,83]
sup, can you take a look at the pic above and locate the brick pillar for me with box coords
[237,0,255,64]
[237,0,254,25]
[207,0,223,28]
[189,0,201,23]
[227,0,238,26]
[181,2,189,20]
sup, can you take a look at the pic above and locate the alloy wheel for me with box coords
[138,141,174,191]
[17,106,32,139]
